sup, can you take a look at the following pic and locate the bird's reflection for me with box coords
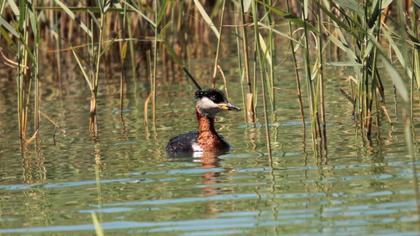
[175,151,225,214]
[199,152,222,197]
[200,151,227,216]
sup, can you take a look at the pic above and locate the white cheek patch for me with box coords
[197,97,218,109]
[197,97,220,116]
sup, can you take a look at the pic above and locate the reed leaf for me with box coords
[17,0,26,29]
[121,0,155,28]
[258,33,272,68]
[27,4,38,40]
[415,49,420,88]
[381,0,393,8]
[382,26,413,79]
[326,61,362,67]
[91,213,104,236]
[156,0,169,26]
[34,6,129,13]
[0,16,19,38]
[362,29,408,102]
[328,32,358,61]
[379,53,409,102]
[304,0,309,19]
[6,0,19,16]
[257,1,319,33]
[316,3,354,35]
[258,22,301,45]
[193,0,220,39]
[243,0,252,12]
[53,0,92,38]
[0,26,15,46]
[71,49,93,92]
[334,0,363,16]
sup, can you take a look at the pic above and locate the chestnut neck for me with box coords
[195,107,217,134]
[195,106,228,154]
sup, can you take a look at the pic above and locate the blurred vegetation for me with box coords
[0,0,418,156]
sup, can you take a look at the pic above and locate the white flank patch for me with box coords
[192,143,204,158]
[193,152,204,158]
[192,142,203,152]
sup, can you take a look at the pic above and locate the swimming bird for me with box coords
[166,89,240,156]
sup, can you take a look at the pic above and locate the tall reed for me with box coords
[286,0,305,128]
[10,0,41,144]
[211,0,226,88]
[316,0,327,153]
[69,0,110,136]
[300,0,322,152]
[251,0,272,159]
[240,0,256,124]
[0,0,417,157]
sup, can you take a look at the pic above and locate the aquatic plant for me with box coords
[0,0,417,156]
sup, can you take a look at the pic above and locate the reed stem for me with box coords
[211,0,226,88]
[317,0,327,153]
[251,0,272,160]
[152,0,158,130]
[286,0,305,128]
[300,0,318,151]
[240,0,256,123]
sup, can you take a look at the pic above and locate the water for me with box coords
[1,64,420,235]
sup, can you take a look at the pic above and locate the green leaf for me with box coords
[18,0,26,31]
[193,0,220,39]
[27,2,39,42]
[156,1,169,26]
[368,0,382,27]
[0,16,19,38]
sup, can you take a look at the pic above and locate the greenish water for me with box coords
[1,64,420,235]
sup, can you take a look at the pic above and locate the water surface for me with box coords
[0,62,420,235]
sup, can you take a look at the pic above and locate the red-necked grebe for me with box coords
[166,89,240,156]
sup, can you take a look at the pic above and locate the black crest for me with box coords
[195,89,226,104]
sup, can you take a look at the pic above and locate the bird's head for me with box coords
[195,89,240,117]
